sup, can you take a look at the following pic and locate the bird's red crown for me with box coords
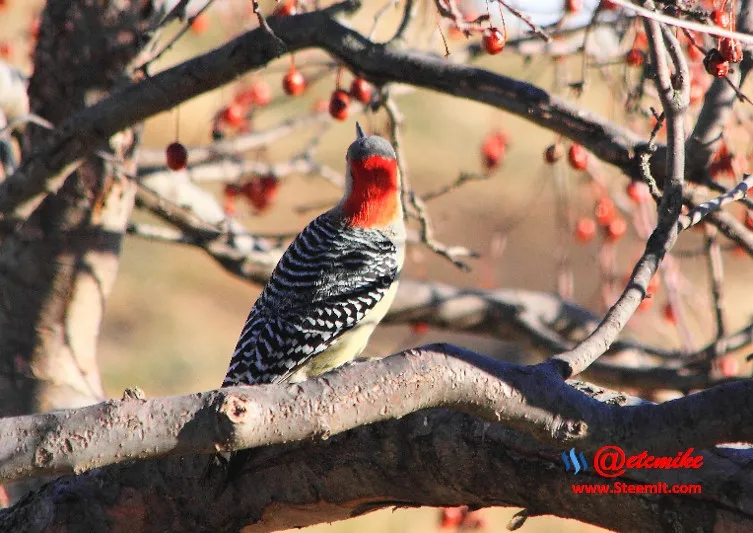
[341,125,401,229]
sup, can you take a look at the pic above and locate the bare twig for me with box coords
[137,110,332,167]
[383,95,476,269]
[704,227,728,358]
[678,175,753,230]
[421,172,490,201]
[609,0,753,44]
[126,222,189,244]
[388,0,417,44]
[135,0,219,74]
[494,0,551,42]
[250,0,286,48]
[134,181,225,240]
[369,0,400,40]
[547,8,690,379]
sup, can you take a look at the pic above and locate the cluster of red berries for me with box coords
[223,176,280,215]
[282,60,373,122]
[574,193,632,244]
[327,78,373,121]
[703,9,743,78]
[543,142,589,171]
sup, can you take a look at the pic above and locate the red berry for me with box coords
[567,143,588,170]
[349,77,372,105]
[242,175,279,212]
[411,322,430,335]
[633,31,648,50]
[625,48,644,67]
[565,0,582,13]
[663,303,677,324]
[274,0,297,16]
[704,49,730,78]
[250,80,272,106]
[282,67,306,96]
[719,38,743,63]
[221,103,246,128]
[190,12,209,35]
[606,217,627,242]
[329,89,350,121]
[544,144,563,164]
[482,28,506,55]
[594,197,616,226]
[440,507,467,529]
[712,9,731,29]
[575,217,596,242]
[223,184,240,215]
[0,41,11,59]
[260,175,279,199]
[481,131,507,169]
[234,88,255,108]
[626,181,648,203]
[718,356,739,377]
[165,142,188,171]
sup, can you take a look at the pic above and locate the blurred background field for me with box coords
[4,0,753,531]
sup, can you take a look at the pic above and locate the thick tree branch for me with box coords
[2,344,752,484]
[2,345,753,532]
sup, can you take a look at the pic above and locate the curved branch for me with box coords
[0,0,643,228]
[2,344,752,484]
[1,345,753,531]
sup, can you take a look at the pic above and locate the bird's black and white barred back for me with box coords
[222,123,405,389]
[223,212,400,386]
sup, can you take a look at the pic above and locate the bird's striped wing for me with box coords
[223,216,398,386]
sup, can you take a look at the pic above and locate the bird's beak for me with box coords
[355,122,366,140]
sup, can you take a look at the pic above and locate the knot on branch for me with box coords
[219,393,251,425]
[213,391,260,451]
[554,419,588,441]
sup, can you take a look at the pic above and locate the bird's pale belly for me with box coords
[287,280,401,383]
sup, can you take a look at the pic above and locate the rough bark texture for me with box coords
[0,1,162,417]
[1,345,753,482]
[1,347,752,532]
[1,408,750,533]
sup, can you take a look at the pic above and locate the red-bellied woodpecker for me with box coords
[222,123,405,387]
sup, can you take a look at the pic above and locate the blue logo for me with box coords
[562,448,588,475]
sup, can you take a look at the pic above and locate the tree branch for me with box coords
[2,343,753,484]
[548,8,689,379]
[2,345,753,531]
[0,0,647,229]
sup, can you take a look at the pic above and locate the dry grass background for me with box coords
[4,1,753,531]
